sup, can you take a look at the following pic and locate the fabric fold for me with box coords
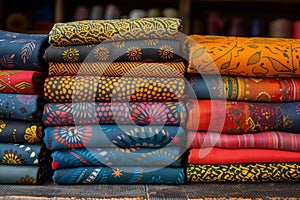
[44,125,185,150]
[49,17,183,46]
[44,76,186,103]
[53,166,185,184]
[43,101,186,126]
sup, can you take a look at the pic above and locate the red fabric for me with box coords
[188,147,300,164]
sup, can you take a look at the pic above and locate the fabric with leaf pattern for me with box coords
[0,30,48,71]
[188,35,300,77]
[187,163,300,182]
[43,101,186,126]
[49,18,183,46]
[53,166,184,184]
[186,74,300,102]
[186,99,300,133]
[44,125,185,150]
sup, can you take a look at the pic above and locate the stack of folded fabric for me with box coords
[0,30,50,184]
[42,17,188,184]
[185,35,300,182]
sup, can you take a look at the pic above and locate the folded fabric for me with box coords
[0,70,46,94]
[43,101,186,126]
[48,62,186,77]
[0,30,48,71]
[187,131,300,151]
[0,143,45,165]
[45,39,185,63]
[0,93,43,121]
[53,166,184,184]
[0,165,49,184]
[44,125,185,150]
[186,74,300,102]
[188,35,300,77]
[187,163,300,182]
[186,99,300,133]
[188,148,300,164]
[51,147,182,170]
[0,119,43,143]
[49,17,182,46]
[44,76,185,103]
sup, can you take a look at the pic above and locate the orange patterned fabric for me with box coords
[188,35,300,77]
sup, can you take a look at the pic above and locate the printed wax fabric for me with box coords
[51,147,182,170]
[44,125,185,150]
[0,143,45,165]
[188,148,300,164]
[0,30,48,71]
[187,163,300,182]
[185,99,300,133]
[43,102,186,126]
[0,165,49,184]
[0,93,42,121]
[44,76,185,103]
[53,166,185,184]
[0,70,46,94]
[0,119,43,143]
[45,39,185,63]
[47,62,186,77]
[187,131,300,151]
[186,74,300,102]
[49,18,183,46]
[188,34,300,77]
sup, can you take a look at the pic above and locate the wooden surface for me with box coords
[0,182,300,200]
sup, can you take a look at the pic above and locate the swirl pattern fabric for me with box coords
[49,18,183,46]
[45,39,185,63]
[185,99,300,133]
[188,148,300,164]
[0,70,46,94]
[187,163,300,182]
[0,119,43,143]
[0,143,44,165]
[53,166,185,184]
[44,125,185,150]
[48,62,186,77]
[188,35,300,77]
[0,94,43,121]
[187,131,300,151]
[43,102,186,126]
[44,76,185,103]
[51,147,182,170]
[186,74,300,102]
[0,30,48,71]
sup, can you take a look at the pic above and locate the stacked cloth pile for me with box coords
[0,30,50,184]
[43,17,188,184]
[185,35,300,182]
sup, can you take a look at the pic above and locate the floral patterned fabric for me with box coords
[0,30,48,71]
[49,18,183,46]
[187,163,300,182]
[44,76,186,103]
[0,119,43,144]
[45,39,185,63]
[44,125,185,150]
[51,147,182,170]
[188,35,300,77]
[0,93,43,121]
[185,99,300,133]
[47,62,186,77]
[188,148,300,164]
[187,131,300,151]
[43,102,186,126]
[186,74,300,102]
[0,70,46,94]
[53,166,185,184]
